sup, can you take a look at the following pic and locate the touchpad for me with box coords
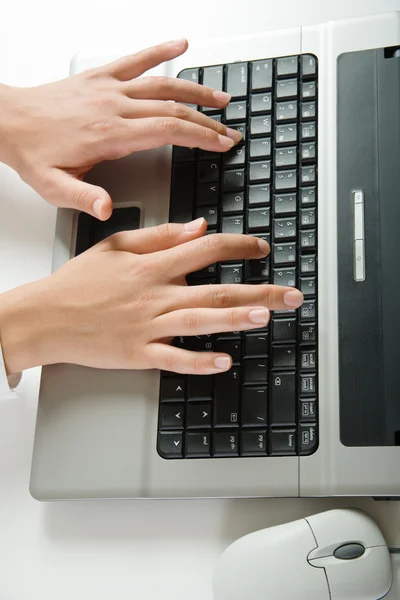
[75,206,141,255]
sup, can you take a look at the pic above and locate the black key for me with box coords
[273,217,297,241]
[241,430,267,456]
[301,122,316,140]
[300,276,316,297]
[186,402,212,428]
[273,194,297,216]
[191,334,214,352]
[245,258,270,281]
[226,62,248,98]
[244,358,268,383]
[269,429,296,456]
[301,54,317,78]
[244,331,269,356]
[247,207,270,232]
[299,423,318,455]
[300,349,317,370]
[272,345,296,369]
[170,162,195,223]
[276,101,297,122]
[213,431,239,457]
[273,242,296,265]
[300,254,316,274]
[299,323,317,345]
[223,144,246,167]
[210,114,222,123]
[302,81,316,100]
[203,65,223,90]
[301,101,316,120]
[300,187,317,206]
[215,338,241,364]
[223,169,245,191]
[270,372,296,425]
[275,123,297,145]
[198,148,220,160]
[299,398,317,422]
[274,169,297,191]
[272,318,297,343]
[185,432,211,457]
[276,78,298,99]
[172,336,192,351]
[250,115,272,136]
[277,56,298,77]
[198,160,220,183]
[274,147,297,168]
[161,377,186,402]
[222,191,244,214]
[300,373,317,395]
[252,232,271,247]
[229,122,247,141]
[159,404,185,430]
[251,59,273,91]
[300,229,316,250]
[241,386,268,426]
[195,205,218,228]
[249,160,271,182]
[222,215,244,234]
[188,375,213,402]
[173,146,196,162]
[301,166,316,186]
[225,101,247,122]
[196,182,219,206]
[249,138,271,159]
[272,267,296,287]
[219,263,243,284]
[300,299,316,322]
[301,143,316,161]
[214,367,241,427]
[178,68,199,83]
[251,93,272,114]
[157,432,183,458]
[190,263,217,280]
[248,184,271,206]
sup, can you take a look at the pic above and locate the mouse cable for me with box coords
[388,547,400,554]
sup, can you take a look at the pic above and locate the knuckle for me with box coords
[213,287,233,309]
[156,222,173,239]
[171,103,189,120]
[156,117,179,136]
[153,75,174,91]
[182,310,198,332]
[164,350,179,373]
[138,256,158,276]
[228,308,242,329]
[75,187,92,210]
[202,233,226,253]
[92,117,119,137]
[190,355,204,375]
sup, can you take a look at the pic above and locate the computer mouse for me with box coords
[213,509,392,600]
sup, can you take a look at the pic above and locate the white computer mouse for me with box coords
[213,508,392,600]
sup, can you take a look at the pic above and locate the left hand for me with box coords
[0,39,240,220]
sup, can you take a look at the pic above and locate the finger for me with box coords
[145,343,233,375]
[119,99,241,142]
[99,218,207,253]
[101,39,189,81]
[177,283,304,311]
[153,306,270,338]
[39,169,113,220]
[156,234,270,279]
[124,76,231,108]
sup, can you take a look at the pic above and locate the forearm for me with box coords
[0,83,17,167]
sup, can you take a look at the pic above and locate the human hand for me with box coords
[0,220,303,375]
[0,39,240,220]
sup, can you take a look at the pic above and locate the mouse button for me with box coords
[333,543,365,560]
[308,542,346,562]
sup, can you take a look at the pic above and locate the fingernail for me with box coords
[213,90,231,105]
[284,290,304,308]
[168,38,187,48]
[257,238,270,254]
[184,217,205,232]
[249,308,270,324]
[214,356,231,371]
[93,199,104,218]
[218,134,235,148]
[226,127,243,142]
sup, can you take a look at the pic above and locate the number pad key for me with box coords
[244,358,268,383]
[241,387,268,426]
[272,318,297,343]
[244,331,269,356]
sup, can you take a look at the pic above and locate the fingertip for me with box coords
[184,217,206,233]
[214,355,232,371]
[93,197,113,221]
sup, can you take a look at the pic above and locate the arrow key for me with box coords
[186,402,212,428]
[159,403,185,430]
[160,377,186,402]
[157,432,183,459]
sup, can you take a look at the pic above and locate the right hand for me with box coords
[0,219,303,375]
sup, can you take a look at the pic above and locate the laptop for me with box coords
[30,11,400,500]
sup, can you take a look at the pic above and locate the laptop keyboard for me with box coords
[157,54,318,459]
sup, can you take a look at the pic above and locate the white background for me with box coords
[1,0,400,598]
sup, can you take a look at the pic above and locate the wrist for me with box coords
[0,83,25,169]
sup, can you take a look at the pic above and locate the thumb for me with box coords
[41,169,113,220]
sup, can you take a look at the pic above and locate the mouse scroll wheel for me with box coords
[333,543,365,560]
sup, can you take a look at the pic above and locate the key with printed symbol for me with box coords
[250,115,272,136]
[273,194,297,215]
[276,78,298,99]
[229,122,246,141]
[275,101,297,122]
[215,338,241,364]
[251,93,272,114]
[300,349,317,370]
[300,255,316,274]
[301,166,316,185]
[157,432,183,458]
[299,424,318,455]
[301,122,316,140]
[191,334,215,352]
[301,101,316,120]
[251,59,273,91]
[219,263,243,284]
[273,242,297,265]
[301,55,317,78]
[185,432,211,457]
[161,377,186,402]
[178,68,199,83]
[300,299,316,322]
[274,169,297,191]
[226,63,248,98]
[273,267,296,288]
[301,143,316,162]
[190,263,217,280]
[172,336,192,351]
[274,147,297,169]
[277,56,298,77]
[159,404,185,430]
[270,372,296,426]
[301,81,316,100]
[299,399,317,422]
[272,318,297,343]
[225,101,247,123]
[244,358,268,383]
[300,276,316,297]
[241,430,267,456]
[300,187,317,206]
[300,373,317,395]
[275,123,297,145]
[186,402,212,429]
[299,323,317,345]
[300,229,316,250]
[273,217,297,241]
[213,431,239,457]
[213,368,241,427]
[241,386,268,427]
[245,258,270,281]
[272,345,296,369]
[202,65,223,90]
[244,331,269,357]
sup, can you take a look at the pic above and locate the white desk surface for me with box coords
[1,1,400,598]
